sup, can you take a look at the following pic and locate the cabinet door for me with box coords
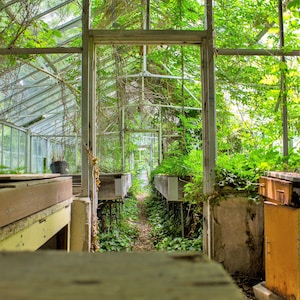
[264,202,300,299]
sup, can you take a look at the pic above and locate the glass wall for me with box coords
[0,124,26,173]
[0,122,76,174]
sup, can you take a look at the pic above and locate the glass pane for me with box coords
[3,126,11,170]
[96,44,202,170]
[0,0,82,48]
[19,131,26,171]
[11,128,19,170]
[91,0,205,30]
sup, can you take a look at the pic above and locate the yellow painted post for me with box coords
[70,197,91,252]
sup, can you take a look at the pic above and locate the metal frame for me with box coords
[0,0,298,253]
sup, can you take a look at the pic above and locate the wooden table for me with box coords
[0,251,244,300]
[0,174,72,250]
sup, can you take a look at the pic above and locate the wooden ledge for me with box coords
[0,251,244,300]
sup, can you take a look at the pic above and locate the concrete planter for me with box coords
[70,173,132,200]
[98,173,132,200]
[209,190,264,276]
[154,174,186,202]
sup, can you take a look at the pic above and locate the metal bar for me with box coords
[100,103,202,111]
[217,48,300,56]
[0,120,27,132]
[0,48,82,55]
[56,16,82,32]
[90,30,206,45]
[32,0,76,20]
[158,107,163,164]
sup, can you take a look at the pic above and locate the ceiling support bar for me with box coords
[90,30,205,45]
[0,48,82,55]
[217,49,300,56]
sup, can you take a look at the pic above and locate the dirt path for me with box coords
[132,193,155,252]
[131,193,256,299]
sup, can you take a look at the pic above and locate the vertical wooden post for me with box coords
[201,0,216,259]
[81,0,94,251]
[278,0,288,158]
[90,43,99,235]
[81,0,90,198]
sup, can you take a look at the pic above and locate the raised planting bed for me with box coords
[98,173,132,200]
[153,175,190,238]
[153,174,187,202]
[0,174,73,251]
[68,173,132,200]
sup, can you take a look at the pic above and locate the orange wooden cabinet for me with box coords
[260,172,300,300]
[264,201,300,300]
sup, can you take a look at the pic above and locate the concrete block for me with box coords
[211,194,264,276]
[253,282,283,300]
[70,197,91,252]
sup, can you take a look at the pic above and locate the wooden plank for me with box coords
[0,47,82,55]
[0,173,59,182]
[0,252,244,300]
[90,29,206,45]
[0,199,72,242]
[217,48,300,56]
[0,200,72,251]
[0,177,72,227]
[266,171,300,183]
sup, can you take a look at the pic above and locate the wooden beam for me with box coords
[90,30,206,45]
[217,48,300,56]
[0,176,72,227]
[202,0,216,261]
[81,0,90,198]
[0,252,244,300]
[0,47,82,55]
[0,199,72,251]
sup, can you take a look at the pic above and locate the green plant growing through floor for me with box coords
[145,194,202,252]
[98,196,139,252]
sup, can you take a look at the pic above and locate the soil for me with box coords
[132,193,258,299]
[232,273,260,300]
[132,193,155,252]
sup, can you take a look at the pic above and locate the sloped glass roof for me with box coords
[0,0,82,144]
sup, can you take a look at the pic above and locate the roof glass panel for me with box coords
[91,0,205,30]
[0,0,82,48]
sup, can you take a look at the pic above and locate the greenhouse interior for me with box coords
[0,1,299,299]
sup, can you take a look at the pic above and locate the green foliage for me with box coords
[98,197,139,252]
[98,230,133,252]
[0,166,25,174]
[145,195,202,252]
[150,153,190,179]
[155,237,201,252]
[216,147,300,190]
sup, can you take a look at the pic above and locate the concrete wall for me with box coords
[211,193,264,276]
